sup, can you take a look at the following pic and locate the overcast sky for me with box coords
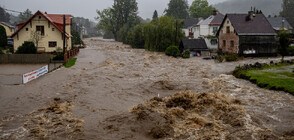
[0,0,227,21]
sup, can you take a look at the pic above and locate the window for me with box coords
[230,40,234,47]
[227,20,229,24]
[36,26,44,35]
[52,28,55,31]
[49,41,57,47]
[10,28,12,32]
[226,26,230,33]
[26,28,28,31]
[39,16,42,19]
[213,27,218,34]
[223,40,226,47]
[211,38,218,45]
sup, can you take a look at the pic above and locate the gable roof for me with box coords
[0,22,15,28]
[184,18,200,28]
[11,11,71,38]
[180,38,208,51]
[267,17,293,30]
[217,13,276,36]
[198,13,224,25]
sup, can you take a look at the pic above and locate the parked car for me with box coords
[7,38,13,47]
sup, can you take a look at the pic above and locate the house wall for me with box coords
[182,29,189,37]
[199,25,209,36]
[0,23,15,36]
[204,38,218,49]
[218,18,239,53]
[13,14,72,53]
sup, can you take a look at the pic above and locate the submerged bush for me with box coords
[215,55,224,63]
[182,50,190,58]
[165,45,180,57]
[224,54,238,62]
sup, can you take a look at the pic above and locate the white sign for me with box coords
[23,65,48,84]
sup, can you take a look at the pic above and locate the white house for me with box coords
[193,11,224,49]
[182,18,201,37]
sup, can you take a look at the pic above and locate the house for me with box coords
[179,38,210,56]
[11,11,72,53]
[216,11,277,56]
[182,18,201,37]
[267,16,293,33]
[0,22,15,36]
[193,11,224,50]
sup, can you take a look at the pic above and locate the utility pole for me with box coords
[63,15,66,56]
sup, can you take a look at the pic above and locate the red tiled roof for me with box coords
[47,14,71,25]
[11,11,71,38]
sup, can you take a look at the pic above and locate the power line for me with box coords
[3,8,22,14]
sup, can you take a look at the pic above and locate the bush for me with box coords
[0,47,4,54]
[215,55,224,63]
[0,25,7,48]
[126,24,145,49]
[182,50,190,58]
[224,54,238,62]
[16,41,37,54]
[165,45,180,57]
[288,45,294,56]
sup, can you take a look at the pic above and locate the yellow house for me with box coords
[0,22,15,36]
[11,11,72,53]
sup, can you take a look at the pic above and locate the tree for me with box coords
[152,10,158,19]
[0,25,7,48]
[0,6,10,22]
[18,9,33,23]
[190,0,217,18]
[278,30,291,61]
[96,0,139,41]
[71,29,83,45]
[280,0,294,27]
[30,31,43,48]
[16,41,37,54]
[144,16,184,52]
[165,0,189,19]
[126,24,145,48]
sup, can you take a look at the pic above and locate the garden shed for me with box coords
[179,38,209,56]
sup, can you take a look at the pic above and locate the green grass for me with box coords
[236,64,294,95]
[64,58,77,68]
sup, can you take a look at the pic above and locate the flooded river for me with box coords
[0,38,293,139]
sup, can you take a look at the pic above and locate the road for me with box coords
[0,38,293,139]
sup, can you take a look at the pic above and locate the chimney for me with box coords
[268,15,271,18]
[248,11,254,20]
[212,10,217,16]
[45,12,47,14]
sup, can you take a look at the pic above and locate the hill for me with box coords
[214,0,282,16]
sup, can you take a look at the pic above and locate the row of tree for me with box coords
[165,0,217,19]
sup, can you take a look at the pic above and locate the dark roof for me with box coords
[267,17,293,30]
[184,18,199,28]
[210,13,225,25]
[180,38,208,51]
[217,14,276,36]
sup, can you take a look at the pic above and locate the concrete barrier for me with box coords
[0,54,52,64]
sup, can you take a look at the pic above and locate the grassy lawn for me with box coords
[64,58,77,68]
[236,64,294,95]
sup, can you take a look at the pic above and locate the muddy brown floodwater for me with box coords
[0,38,294,139]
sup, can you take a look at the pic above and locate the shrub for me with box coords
[215,55,224,63]
[126,24,145,49]
[224,54,238,62]
[0,25,7,48]
[182,50,190,58]
[288,45,294,56]
[165,45,180,57]
[16,41,37,54]
[0,47,4,54]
